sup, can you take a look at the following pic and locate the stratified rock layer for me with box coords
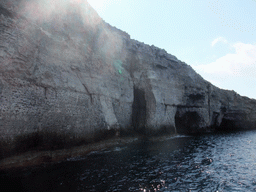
[1,0,256,157]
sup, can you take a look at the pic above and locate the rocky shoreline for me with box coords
[0,134,185,170]
[0,136,139,170]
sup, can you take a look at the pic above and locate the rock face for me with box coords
[1,0,256,157]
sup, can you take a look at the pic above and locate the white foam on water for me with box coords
[161,134,192,141]
[66,156,87,162]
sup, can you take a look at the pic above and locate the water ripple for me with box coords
[2,130,256,191]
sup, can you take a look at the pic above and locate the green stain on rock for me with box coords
[113,60,123,75]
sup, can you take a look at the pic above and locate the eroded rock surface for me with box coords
[1,0,256,158]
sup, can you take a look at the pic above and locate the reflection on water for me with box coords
[1,131,256,191]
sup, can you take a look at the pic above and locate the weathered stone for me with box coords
[0,0,256,158]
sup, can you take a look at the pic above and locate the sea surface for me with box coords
[2,130,256,191]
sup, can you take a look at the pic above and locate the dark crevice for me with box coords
[43,87,47,99]
[81,83,93,104]
[164,104,168,114]
[73,70,93,104]
[156,64,167,69]
[188,93,205,102]
[0,6,15,18]
[211,112,220,127]
[132,87,146,134]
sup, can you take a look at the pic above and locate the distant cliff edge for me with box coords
[1,0,256,160]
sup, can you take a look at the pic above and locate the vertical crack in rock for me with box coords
[132,87,146,134]
[43,87,47,99]
[164,104,167,115]
[81,83,93,104]
[73,70,93,104]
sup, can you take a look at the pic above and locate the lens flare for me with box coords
[2,0,126,79]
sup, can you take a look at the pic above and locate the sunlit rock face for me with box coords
[1,0,256,156]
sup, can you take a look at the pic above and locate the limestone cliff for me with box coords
[0,0,256,158]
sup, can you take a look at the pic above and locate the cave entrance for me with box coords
[216,117,242,132]
[132,88,146,134]
[175,110,201,134]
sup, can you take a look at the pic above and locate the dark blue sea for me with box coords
[1,130,256,192]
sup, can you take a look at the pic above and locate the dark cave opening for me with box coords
[175,111,201,134]
[132,87,146,134]
[216,118,242,132]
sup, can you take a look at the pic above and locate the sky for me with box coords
[87,0,256,99]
